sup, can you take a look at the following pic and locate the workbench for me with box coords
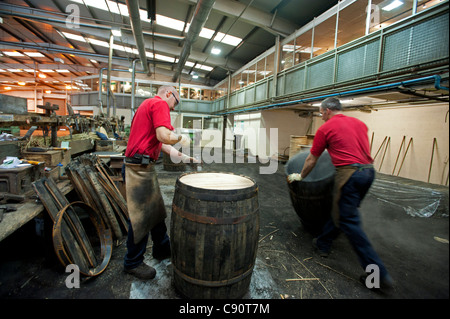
[0,179,73,242]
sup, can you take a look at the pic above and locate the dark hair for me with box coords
[321,97,342,111]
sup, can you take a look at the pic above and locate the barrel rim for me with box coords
[176,171,257,194]
[285,150,336,182]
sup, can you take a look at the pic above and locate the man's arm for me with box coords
[161,143,199,163]
[287,152,319,183]
[156,126,188,145]
[300,152,319,179]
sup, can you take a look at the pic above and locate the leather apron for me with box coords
[331,166,358,227]
[331,164,374,227]
[125,162,167,244]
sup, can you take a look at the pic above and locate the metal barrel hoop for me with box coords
[52,201,113,277]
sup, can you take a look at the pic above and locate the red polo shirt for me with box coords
[310,114,373,167]
[125,96,174,160]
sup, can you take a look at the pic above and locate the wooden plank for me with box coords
[85,168,123,240]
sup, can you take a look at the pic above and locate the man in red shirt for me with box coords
[288,97,393,291]
[123,85,194,280]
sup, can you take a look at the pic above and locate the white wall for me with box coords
[346,103,449,185]
[258,103,449,185]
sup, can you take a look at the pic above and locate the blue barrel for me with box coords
[285,151,335,235]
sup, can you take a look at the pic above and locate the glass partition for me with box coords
[337,1,368,47]
[313,13,337,57]
[281,39,295,70]
[294,29,313,65]
[369,0,414,33]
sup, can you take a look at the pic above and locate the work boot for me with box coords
[360,273,394,293]
[312,238,329,258]
[124,263,156,280]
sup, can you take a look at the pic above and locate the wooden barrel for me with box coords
[163,153,186,171]
[285,151,335,235]
[170,172,260,299]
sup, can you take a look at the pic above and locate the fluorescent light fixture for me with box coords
[87,38,109,47]
[211,48,221,55]
[69,0,243,47]
[62,32,86,42]
[25,52,45,57]
[7,69,21,72]
[0,69,6,72]
[197,64,213,72]
[192,74,199,79]
[111,28,122,37]
[155,14,186,31]
[4,51,24,57]
[56,69,70,73]
[155,54,176,62]
[219,34,242,46]
[382,0,403,11]
[40,69,55,72]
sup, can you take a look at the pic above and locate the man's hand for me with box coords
[180,154,200,163]
[287,173,303,183]
[178,134,191,147]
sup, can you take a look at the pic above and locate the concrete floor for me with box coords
[0,152,448,302]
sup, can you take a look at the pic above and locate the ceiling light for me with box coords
[18,82,26,86]
[4,87,11,90]
[61,32,86,42]
[192,74,199,79]
[56,69,70,73]
[382,0,403,11]
[155,14,185,31]
[197,64,213,72]
[45,90,51,94]
[211,48,221,55]
[4,51,24,57]
[25,52,45,57]
[68,1,243,47]
[87,38,109,47]
[38,73,47,79]
[65,85,72,90]
[111,28,122,37]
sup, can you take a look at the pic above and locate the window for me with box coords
[256,58,266,82]
[294,29,313,65]
[281,39,295,70]
[313,14,337,57]
[337,1,368,47]
[416,0,444,13]
[369,0,414,33]
[265,52,275,77]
